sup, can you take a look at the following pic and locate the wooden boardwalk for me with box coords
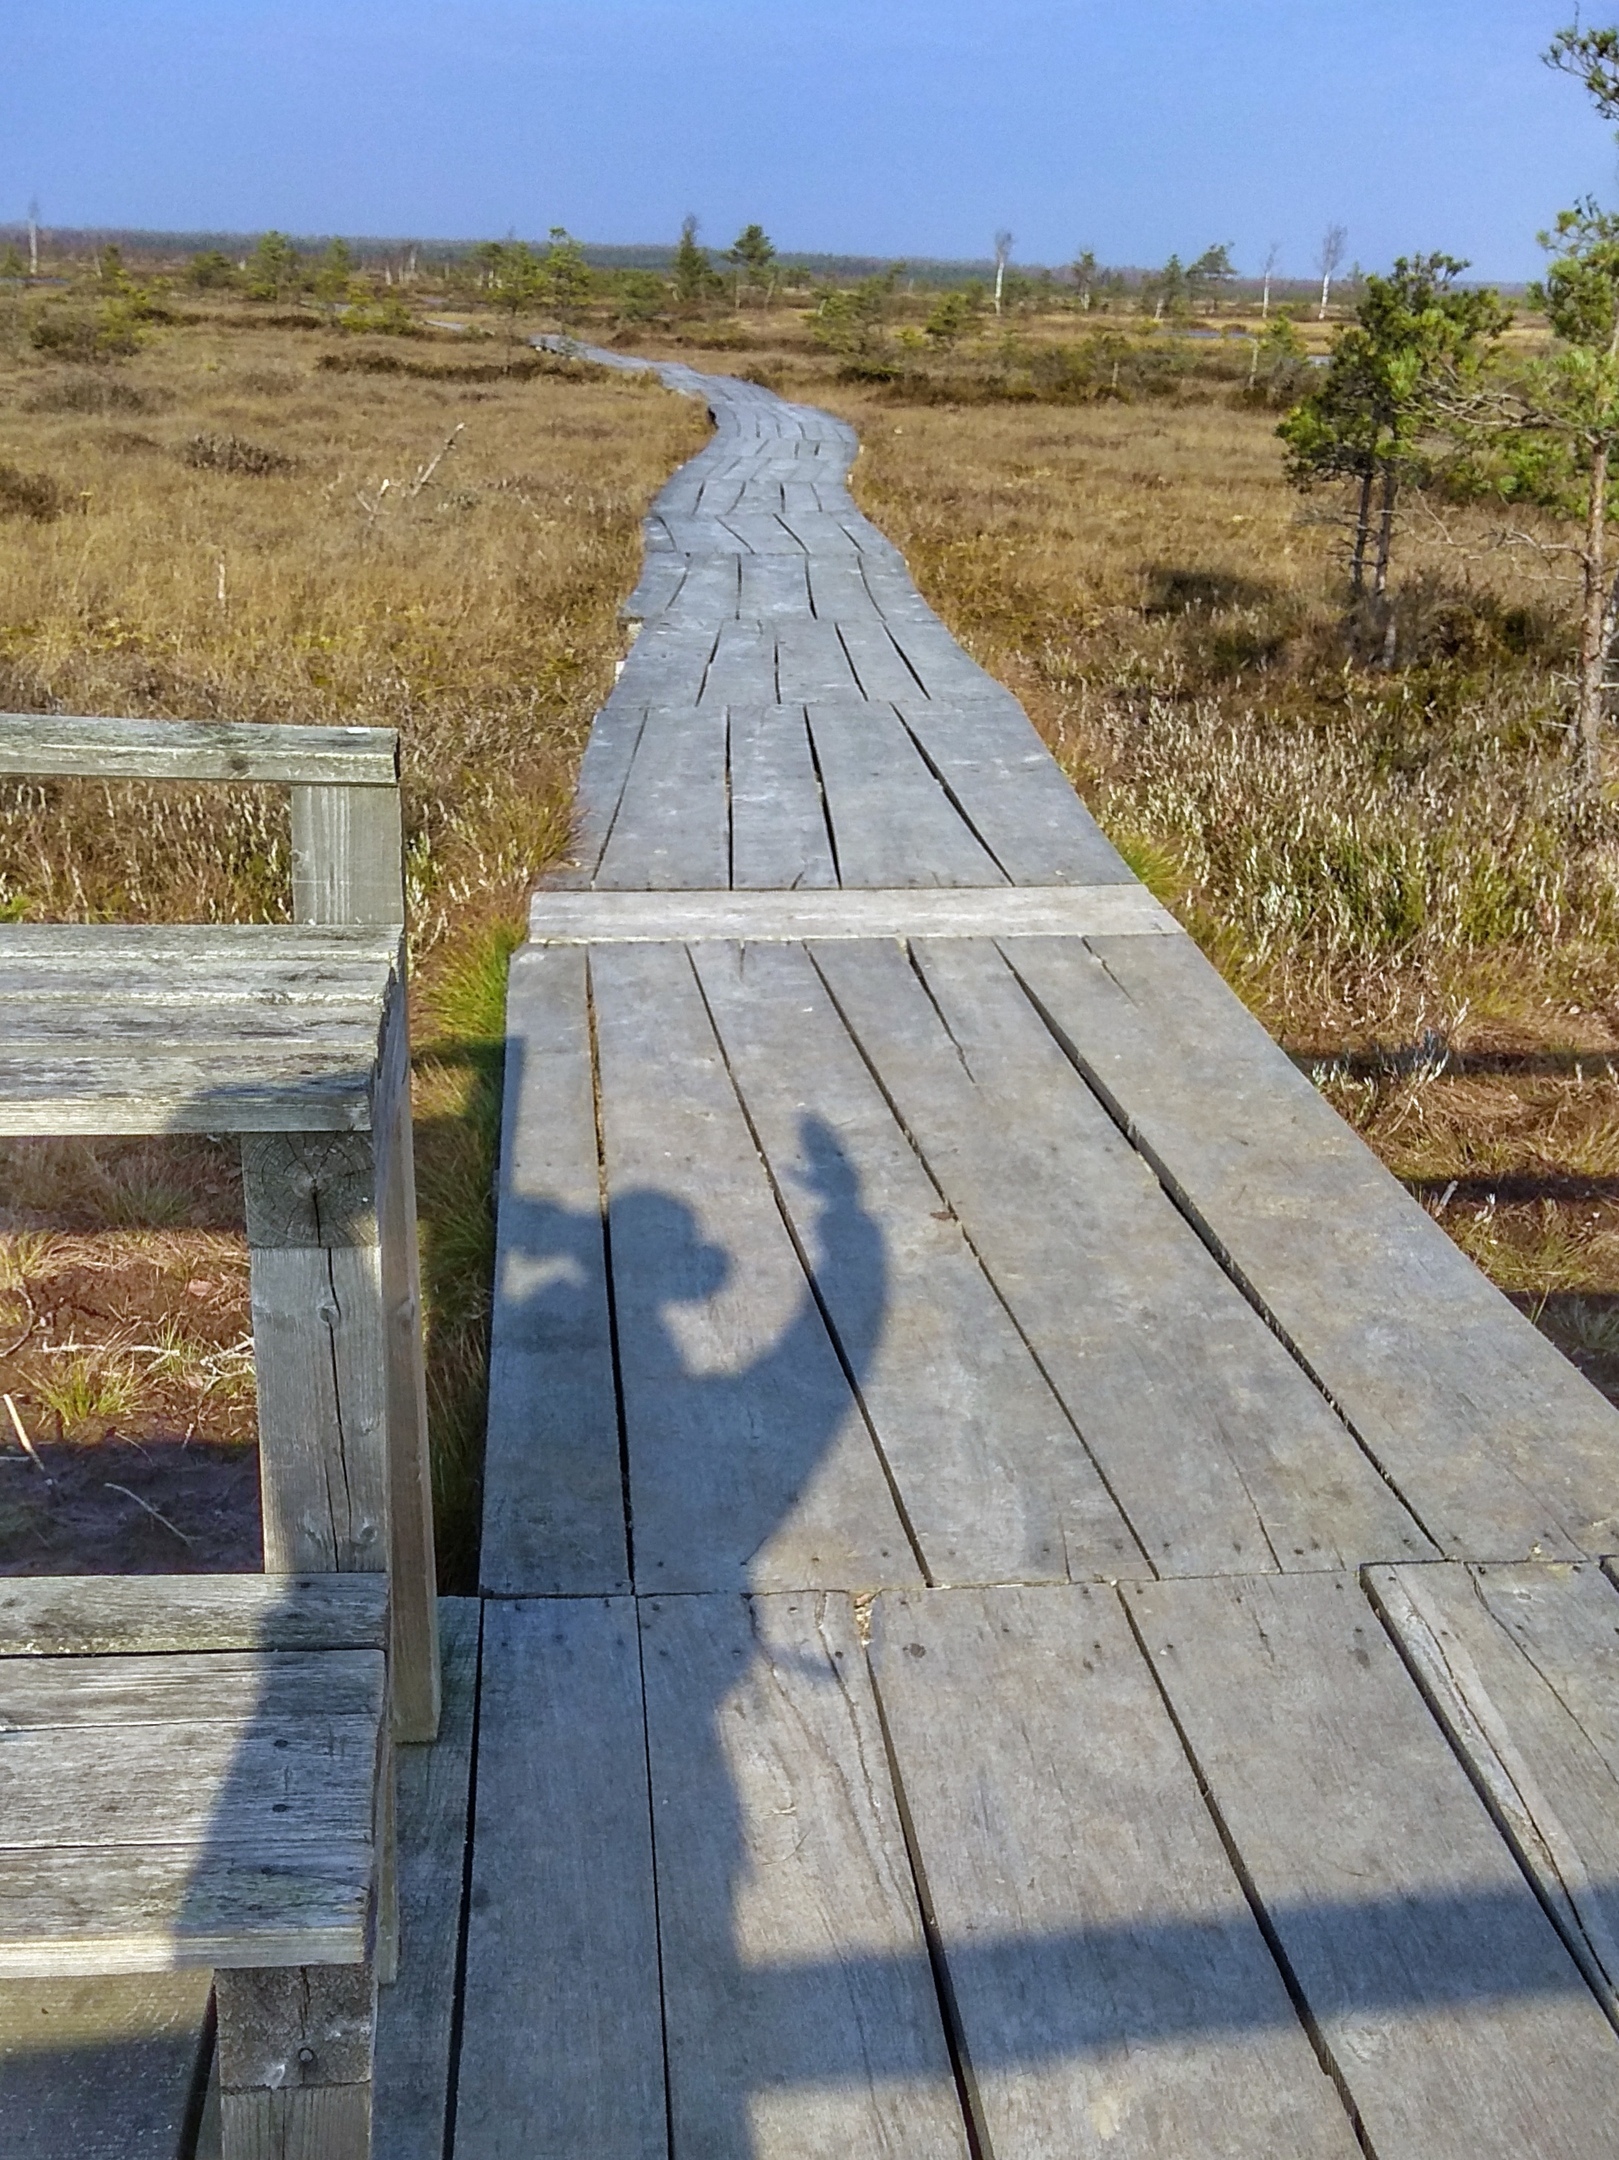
[35,355,1619,2156]
[448,356,1619,2158]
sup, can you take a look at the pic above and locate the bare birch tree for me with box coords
[993,230,1014,317]
[1261,240,1282,319]
[1316,222,1348,319]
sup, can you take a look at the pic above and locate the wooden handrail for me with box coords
[0,712,405,928]
[0,711,398,785]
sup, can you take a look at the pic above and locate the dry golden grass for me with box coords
[0,300,706,1582]
[799,369,1619,1365]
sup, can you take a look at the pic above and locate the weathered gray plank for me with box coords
[640,1591,972,2160]
[727,705,839,891]
[692,941,1144,1583]
[1370,1560,1619,2017]
[610,618,716,707]
[594,704,729,890]
[811,938,1430,1574]
[771,512,861,556]
[0,1647,382,1727]
[1009,932,1619,1557]
[374,1043,442,1745]
[481,946,627,1596]
[0,1970,213,2160]
[590,939,921,1592]
[829,616,927,702]
[1128,1571,1619,2160]
[698,619,776,707]
[620,554,686,625]
[529,883,1178,941]
[0,1843,375,1978]
[807,701,1007,887]
[806,556,882,622]
[0,713,397,786]
[899,700,1138,885]
[556,702,647,886]
[869,1585,1363,2157]
[291,782,405,927]
[0,1572,388,1656]
[374,1599,480,2160]
[774,619,863,702]
[0,919,398,977]
[249,1240,392,1577]
[738,556,812,618]
[454,1598,665,2160]
[720,511,807,554]
[0,1052,380,1136]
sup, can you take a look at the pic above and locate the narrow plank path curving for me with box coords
[453,353,1619,2159]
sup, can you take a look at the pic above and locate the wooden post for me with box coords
[215,1962,376,2159]
[243,1095,441,1742]
[291,784,405,929]
[283,767,442,1742]
[374,991,441,1744]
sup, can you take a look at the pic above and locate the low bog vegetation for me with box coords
[0,291,705,1582]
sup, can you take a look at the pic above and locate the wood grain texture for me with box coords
[1128,1571,1619,2160]
[454,1598,665,2160]
[727,703,840,890]
[291,784,405,928]
[1369,1560,1619,2018]
[807,701,1007,888]
[0,712,398,786]
[591,939,920,1593]
[594,704,729,890]
[814,937,1428,1575]
[249,1242,391,1577]
[374,1600,480,2160]
[641,1591,971,2160]
[898,700,1138,886]
[0,1969,213,2160]
[219,2081,371,2160]
[868,1585,1362,2157]
[556,702,648,887]
[481,946,627,1596]
[528,884,1179,941]
[0,1573,388,1656]
[692,940,1143,1583]
[1009,931,1619,1558]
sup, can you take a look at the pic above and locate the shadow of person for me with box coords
[602,1108,901,1596]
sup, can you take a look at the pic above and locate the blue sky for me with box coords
[3,2,1614,279]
